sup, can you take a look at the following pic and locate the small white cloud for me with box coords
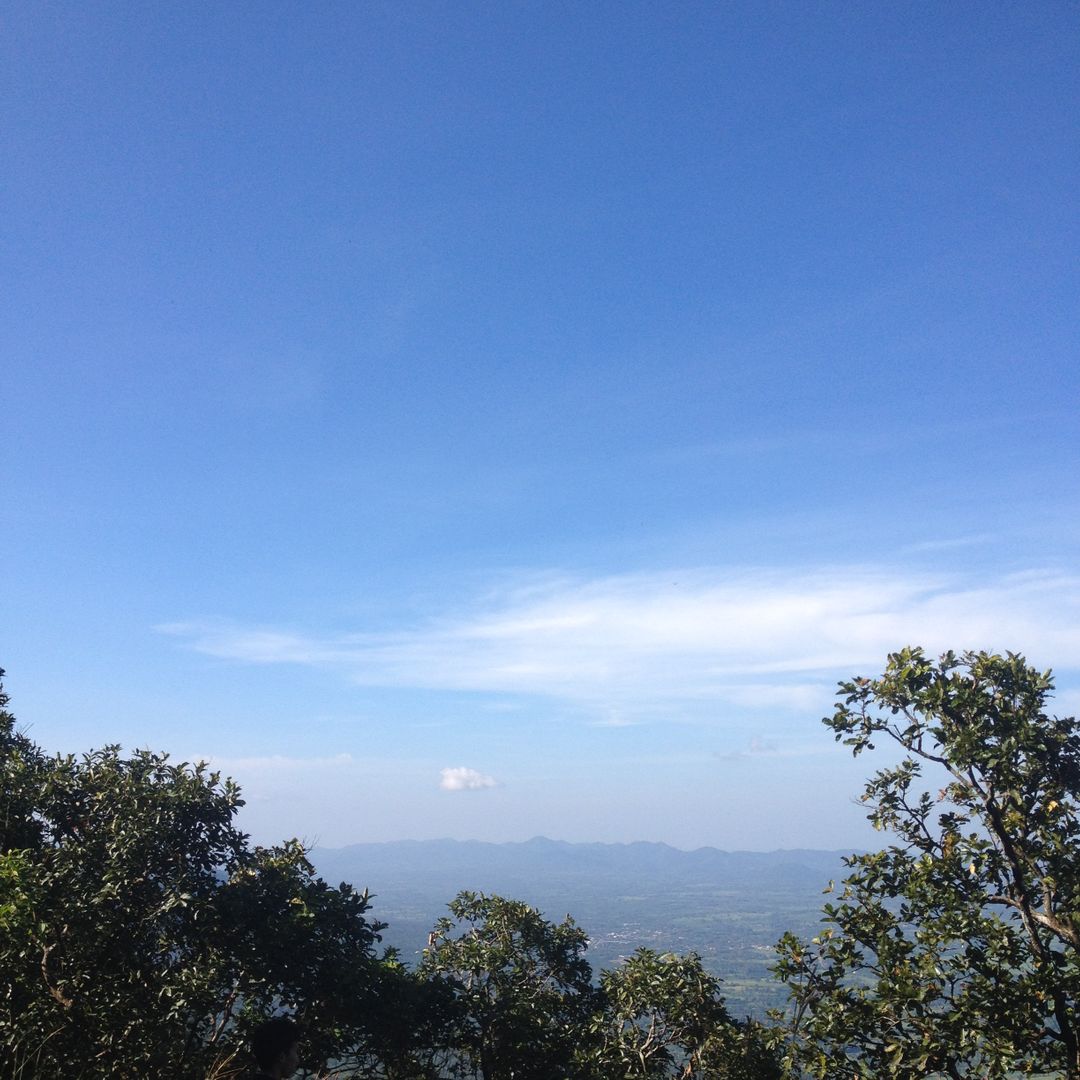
[588,709,642,728]
[714,736,830,762]
[715,735,779,761]
[440,766,498,792]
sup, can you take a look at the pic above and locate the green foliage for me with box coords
[773,648,1080,1079]
[594,947,781,1079]
[0,670,386,1078]
[414,894,782,1080]
[419,891,598,1079]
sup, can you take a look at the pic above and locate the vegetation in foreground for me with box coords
[1,647,1077,1078]
[773,648,1080,1079]
[0,669,775,1079]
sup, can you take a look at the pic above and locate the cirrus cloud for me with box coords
[159,564,1080,723]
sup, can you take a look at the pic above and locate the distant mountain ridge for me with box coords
[311,835,855,898]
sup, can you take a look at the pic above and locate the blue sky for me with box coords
[4,2,1079,850]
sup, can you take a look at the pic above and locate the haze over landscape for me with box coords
[309,836,855,1018]
[4,3,1079,853]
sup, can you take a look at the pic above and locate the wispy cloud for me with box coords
[715,735,782,762]
[900,535,996,554]
[160,565,1080,721]
[440,766,498,791]
[588,709,643,728]
[712,738,820,764]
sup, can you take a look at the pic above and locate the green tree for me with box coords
[417,895,781,1080]
[593,947,781,1079]
[0,670,387,1078]
[773,648,1080,1079]
[419,891,598,1080]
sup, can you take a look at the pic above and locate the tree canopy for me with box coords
[417,892,778,1080]
[0,670,386,1077]
[773,648,1080,1079]
[595,947,780,1079]
[419,891,597,1079]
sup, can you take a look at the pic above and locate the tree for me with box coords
[593,947,781,1079]
[417,895,781,1080]
[0,670,387,1078]
[773,648,1080,1078]
[418,891,598,1079]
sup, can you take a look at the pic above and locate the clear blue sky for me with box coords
[4,2,1078,850]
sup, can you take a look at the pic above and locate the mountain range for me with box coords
[310,837,857,1018]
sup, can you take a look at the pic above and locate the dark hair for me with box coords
[251,1016,302,1069]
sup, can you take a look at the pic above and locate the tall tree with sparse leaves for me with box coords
[773,648,1080,1079]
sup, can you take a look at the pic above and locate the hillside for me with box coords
[310,837,853,1018]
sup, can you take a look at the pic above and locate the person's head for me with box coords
[251,1016,302,1077]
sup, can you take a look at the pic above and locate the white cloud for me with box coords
[160,565,1080,722]
[440,766,498,791]
[901,534,995,553]
[588,709,642,728]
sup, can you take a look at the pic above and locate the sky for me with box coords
[3,2,1079,852]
